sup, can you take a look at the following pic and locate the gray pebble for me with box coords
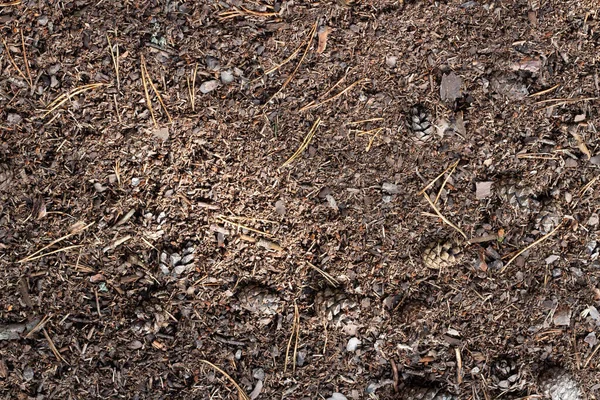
[200,80,219,94]
[220,70,234,84]
[7,113,22,125]
[253,368,265,381]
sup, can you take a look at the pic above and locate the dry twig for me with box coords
[284,303,300,373]
[20,30,32,87]
[422,193,467,240]
[18,222,94,263]
[199,359,250,400]
[187,63,198,111]
[281,118,321,168]
[218,6,279,21]
[217,216,273,237]
[0,0,21,5]
[500,220,564,273]
[417,160,460,196]
[2,38,30,87]
[528,84,560,98]
[106,33,120,91]
[264,21,317,105]
[140,55,157,127]
[300,78,367,112]
[141,55,172,124]
[43,83,105,118]
[306,262,339,287]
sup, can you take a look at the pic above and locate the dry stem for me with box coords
[422,193,467,240]
[418,160,459,196]
[306,262,339,287]
[43,83,105,118]
[106,33,120,91]
[499,220,564,273]
[199,360,250,400]
[18,222,94,263]
[20,30,32,87]
[2,38,30,86]
[300,78,367,112]
[281,118,321,168]
[140,55,157,127]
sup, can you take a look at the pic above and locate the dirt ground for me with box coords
[2,0,600,399]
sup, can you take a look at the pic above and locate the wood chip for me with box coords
[316,26,332,53]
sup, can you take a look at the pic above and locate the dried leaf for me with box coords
[569,127,591,159]
[316,26,332,54]
[475,181,493,199]
[440,72,462,102]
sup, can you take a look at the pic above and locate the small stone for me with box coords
[7,113,22,125]
[275,200,286,216]
[199,80,219,94]
[588,213,599,226]
[382,182,400,194]
[94,182,107,192]
[23,366,34,381]
[235,349,242,360]
[574,114,586,122]
[205,55,220,70]
[152,127,169,141]
[498,380,510,389]
[551,268,562,278]
[553,306,571,326]
[38,15,49,26]
[545,255,560,264]
[440,71,463,103]
[590,155,600,165]
[346,337,361,352]
[220,70,234,84]
[584,332,597,347]
[476,181,493,199]
[296,350,306,367]
[131,178,140,186]
[129,340,143,350]
[328,393,348,400]
[252,368,265,381]
[50,75,59,88]
[385,56,397,68]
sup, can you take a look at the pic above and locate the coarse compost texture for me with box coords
[1,0,600,399]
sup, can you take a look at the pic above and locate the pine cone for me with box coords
[314,288,358,326]
[496,178,536,210]
[539,369,581,400]
[159,245,195,275]
[422,239,463,269]
[408,105,436,143]
[0,164,12,192]
[237,285,281,315]
[534,203,561,234]
[402,387,457,400]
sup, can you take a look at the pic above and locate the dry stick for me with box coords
[584,343,600,368]
[43,328,66,363]
[2,38,29,85]
[417,160,460,196]
[18,222,94,263]
[499,220,564,273]
[187,63,198,111]
[434,160,458,204]
[578,175,599,197]
[422,193,468,240]
[281,118,321,168]
[292,304,300,373]
[306,262,339,287]
[534,96,597,105]
[106,34,120,92]
[263,46,302,76]
[42,83,105,118]
[264,21,317,106]
[299,78,366,112]
[25,314,51,339]
[20,30,32,87]
[140,55,157,127]
[365,127,382,152]
[23,245,84,262]
[455,347,463,384]
[199,360,250,400]
[284,303,300,373]
[145,66,173,123]
[528,84,560,98]
[347,117,384,125]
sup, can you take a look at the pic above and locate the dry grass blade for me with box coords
[22,244,83,263]
[141,55,172,124]
[20,30,32,87]
[300,78,367,112]
[199,360,250,400]
[281,118,321,168]
[264,20,317,106]
[422,193,468,240]
[25,314,51,339]
[263,47,302,76]
[499,220,564,273]
[284,303,300,373]
[579,175,599,197]
[217,216,273,237]
[307,262,339,287]
[584,343,600,368]
[434,160,458,204]
[417,160,460,196]
[534,96,597,105]
[187,63,198,111]
[18,222,94,263]
[528,84,560,98]
[0,0,21,5]
[43,328,67,363]
[42,83,105,118]
[106,33,120,91]
[218,6,279,21]
[517,153,559,160]
[357,127,383,152]
[347,117,383,125]
[2,38,30,86]
[140,55,157,127]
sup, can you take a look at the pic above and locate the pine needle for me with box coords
[499,220,564,273]
[264,20,317,106]
[42,83,105,118]
[20,30,32,87]
[422,193,467,240]
[199,360,250,400]
[106,33,120,92]
[281,118,321,168]
[140,55,157,127]
[300,78,367,112]
[141,55,172,124]
[307,262,339,287]
[2,38,30,87]
[18,222,94,263]
[284,303,300,373]
[217,216,273,237]
[417,160,460,196]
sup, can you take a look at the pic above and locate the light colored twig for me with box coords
[42,83,105,118]
[306,262,339,287]
[2,38,30,87]
[417,160,459,196]
[187,63,198,111]
[527,84,560,98]
[217,216,273,237]
[141,55,172,123]
[106,33,120,92]
[43,328,67,363]
[281,118,321,168]
[18,222,94,263]
[199,360,250,400]
[422,193,467,240]
[434,160,458,204]
[264,20,317,105]
[300,78,367,112]
[499,220,564,273]
[20,30,32,87]
[140,55,157,127]
[285,303,300,373]
[584,343,600,368]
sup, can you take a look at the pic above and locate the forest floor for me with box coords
[1,0,600,399]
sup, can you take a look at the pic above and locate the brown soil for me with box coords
[1,0,600,399]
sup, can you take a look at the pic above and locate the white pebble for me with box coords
[346,337,361,352]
